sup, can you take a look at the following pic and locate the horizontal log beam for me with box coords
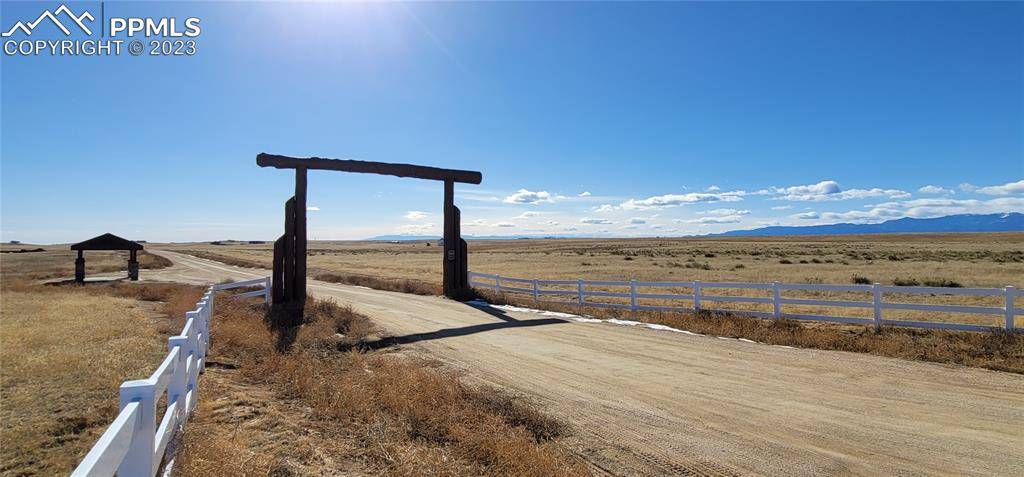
[257,153,482,184]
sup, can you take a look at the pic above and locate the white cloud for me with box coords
[494,222,515,228]
[594,204,616,213]
[706,185,721,191]
[675,215,745,224]
[619,190,746,210]
[468,219,489,226]
[704,208,750,216]
[504,189,554,205]
[395,223,435,234]
[513,211,539,219]
[959,183,978,192]
[306,206,320,211]
[975,179,1024,196]
[404,211,428,220]
[770,205,793,210]
[620,225,639,230]
[793,211,820,220]
[628,218,647,224]
[580,218,612,225]
[820,197,1024,223]
[578,191,592,197]
[918,185,953,195]
[545,220,560,226]
[768,180,909,201]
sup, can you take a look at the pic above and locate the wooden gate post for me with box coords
[294,167,307,308]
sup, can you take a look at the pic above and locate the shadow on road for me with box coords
[360,301,567,351]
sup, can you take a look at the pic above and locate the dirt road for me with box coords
[148,250,1024,476]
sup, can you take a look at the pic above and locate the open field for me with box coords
[165,233,1024,327]
[0,279,204,476]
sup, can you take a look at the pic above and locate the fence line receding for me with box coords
[70,276,271,477]
[469,272,1022,333]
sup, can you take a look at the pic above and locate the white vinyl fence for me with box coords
[71,277,271,477]
[469,271,1023,333]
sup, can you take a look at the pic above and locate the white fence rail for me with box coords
[469,271,1023,333]
[71,277,271,477]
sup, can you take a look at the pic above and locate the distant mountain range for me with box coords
[714,213,1023,237]
[366,213,1023,241]
[366,234,570,241]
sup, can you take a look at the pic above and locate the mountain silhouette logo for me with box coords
[2,4,94,37]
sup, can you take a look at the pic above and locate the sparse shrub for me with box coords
[852,275,871,285]
[799,260,809,264]
[810,258,823,264]
[623,256,634,261]
[704,253,716,258]
[779,259,793,264]
[893,278,921,287]
[732,264,746,270]
[923,279,963,288]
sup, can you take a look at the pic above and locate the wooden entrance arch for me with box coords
[256,153,483,314]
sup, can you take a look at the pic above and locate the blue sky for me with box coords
[2,1,1022,243]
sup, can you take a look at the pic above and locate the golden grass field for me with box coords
[0,279,203,476]
[167,232,1024,327]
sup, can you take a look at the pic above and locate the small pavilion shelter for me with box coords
[70,233,144,283]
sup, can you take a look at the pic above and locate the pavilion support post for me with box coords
[128,250,139,281]
[75,250,85,283]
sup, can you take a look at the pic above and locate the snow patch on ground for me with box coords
[470,301,708,338]
[468,300,789,348]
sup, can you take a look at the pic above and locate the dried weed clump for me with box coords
[177,296,587,476]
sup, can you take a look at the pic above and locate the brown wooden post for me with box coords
[75,250,85,283]
[272,236,285,303]
[294,167,307,308]
[443,179,456,297]
[128,250,139,281]
[283,196,296,303]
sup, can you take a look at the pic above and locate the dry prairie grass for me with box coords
[0,280,200,476]
[168,233,1024,327]
[177,297,588,476]
[1,248,172,281]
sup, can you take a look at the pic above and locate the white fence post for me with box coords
[1006,286,1016,331]
[187,310,205,374]
[117,380,156,476]
[167,336,188,419]
[577,279,585,307]
[630,279,638,311]
[495,274,503,292]
[693,280,702,312]
[872,283,883,331]
[264,278,272,304]
[772,281,781,319]
[532,279,539,302]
